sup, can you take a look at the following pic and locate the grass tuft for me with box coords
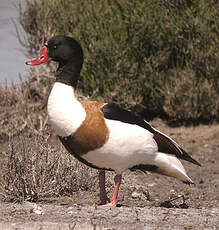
[1,134,96,202]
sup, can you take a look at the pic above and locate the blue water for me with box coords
[0,0,27,83]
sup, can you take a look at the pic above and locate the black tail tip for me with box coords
[183,180,195,185]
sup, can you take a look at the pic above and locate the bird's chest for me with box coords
[57,101,110,156]
[47,83,86,137]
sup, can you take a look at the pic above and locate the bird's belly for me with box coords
[82,119,158,174]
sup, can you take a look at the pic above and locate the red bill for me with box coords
[25,46,51,66]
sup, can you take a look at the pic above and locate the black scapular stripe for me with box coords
[101,103,155,133]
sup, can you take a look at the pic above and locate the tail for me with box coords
[130,152,194,184]
[154,152,194,184]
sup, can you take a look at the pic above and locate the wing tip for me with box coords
[180,148,201,167]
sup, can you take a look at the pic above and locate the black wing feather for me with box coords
[101,103,155,133]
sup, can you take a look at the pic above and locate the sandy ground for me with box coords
[0,120,219,229]
[0,201,218,230]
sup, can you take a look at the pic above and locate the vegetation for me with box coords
[0,67,52,141]
[1,134,97,202]
[17,0,219,123]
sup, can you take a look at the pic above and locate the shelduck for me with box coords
[26,35,201,207]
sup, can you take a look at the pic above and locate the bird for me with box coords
[26,35,201,207]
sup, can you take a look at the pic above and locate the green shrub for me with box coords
[164,70,219,124]
[18,0,219,123]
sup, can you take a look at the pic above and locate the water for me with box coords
[0,0,27,83]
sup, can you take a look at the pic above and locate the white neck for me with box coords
[47,82,86,137]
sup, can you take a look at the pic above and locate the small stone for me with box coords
[148,183,155,187]
[31,204,43,215]
[131,191,141,199]
[143,190,151,200]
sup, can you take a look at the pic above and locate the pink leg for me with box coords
[101,174,122,207]
[99,170,110,205]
